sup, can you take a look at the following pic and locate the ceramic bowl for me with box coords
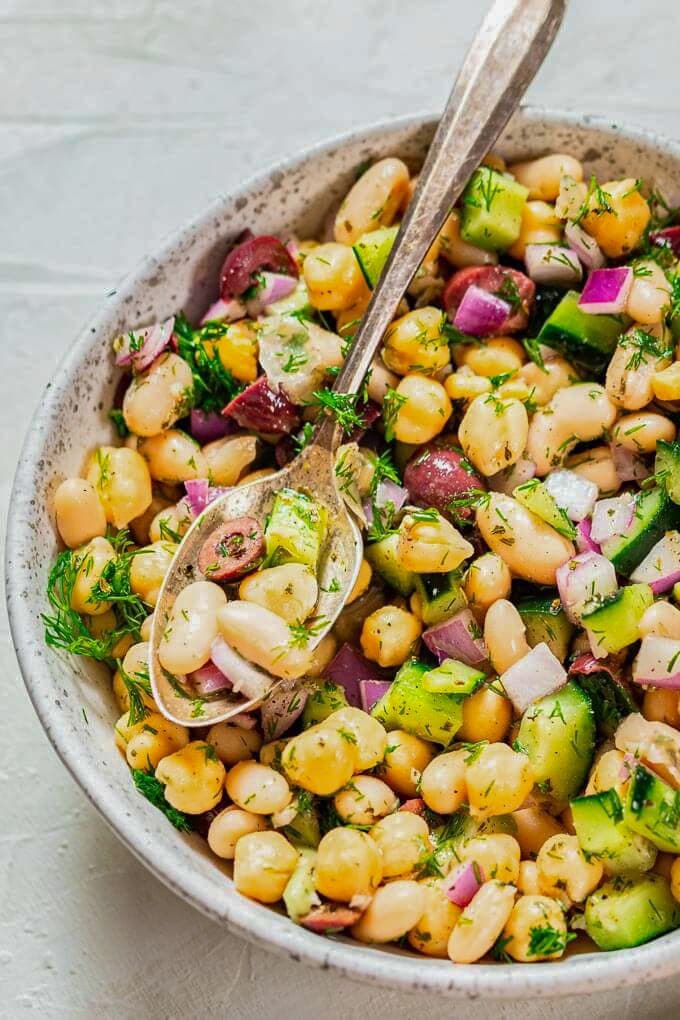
[7,107,680,999]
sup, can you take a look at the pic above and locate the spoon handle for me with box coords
[314,0,566,451]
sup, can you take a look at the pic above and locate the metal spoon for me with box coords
[150,0,566,726]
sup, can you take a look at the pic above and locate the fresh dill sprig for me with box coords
[382,387,408,442]
[527,924,577,957]
[308,390,367,435]
[131,769,193,832]
[174,311,243,414]
[117,659,152,726]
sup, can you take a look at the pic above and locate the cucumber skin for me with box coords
[413,571,468,626]
[601,486,680,577]
[585,874,680,950]
[460,168,528,251]
[536,290,625,372]
[365,533,415,596]
[571,789,657,874]
[624,765,680,853]
[517,596,573,663]
[582,583,653,655]
[371,659,464,747]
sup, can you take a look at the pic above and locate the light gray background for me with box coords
[2,1,680,1016]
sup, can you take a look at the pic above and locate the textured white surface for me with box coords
[2,1,680,1016]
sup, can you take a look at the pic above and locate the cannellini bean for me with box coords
[502,894,569,961]
[334,157,410,244]
[527,384,618,475]
[86,446,152,529]
[464,553,512,620]
[139,429,207,484]
[149,499,192,543]
[70,536,116,616]
[566,446,621,496]
[517,860,542,896]
[158,580,226,675]
[615,713,680,789]
[447,881,517,963]
[627,260,672,324]
[226,760,292,815]
[518,354,576,406]
[537,834,603,905]
[509,153,583,201]
[217,600,314,679]
[203,434,259,486]
[347,558,372,605]
[459,395,528,477]
[122,352,193,437]
[239,563,318,624]
[140,613,154,641]
[129,540,177,607]
[606,324,672,410]
[234,830,298,903]
[476,492,575,585]
[351,880,426,944]
[408,878,462,957]
[54,478,107,548]
[612,412,675,453]
[367,356,399,404]
[315,827,383,901]
[484,599,530,674]
[208,806,268,859]
[420,750,467,815]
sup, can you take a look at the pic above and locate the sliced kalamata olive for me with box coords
[223,377,301,435]
[198,516,265,581]
[399,798,426,815]
[649,226,680,257]
[275,435,297,468]
[220,235,298,300]
[403,441,485,522]
[300,904,362,934]
[346,400,382,443]
[443,265,535,334]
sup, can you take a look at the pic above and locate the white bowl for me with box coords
[7,106,680,1000]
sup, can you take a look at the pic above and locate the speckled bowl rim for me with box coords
[8,106,680,1000]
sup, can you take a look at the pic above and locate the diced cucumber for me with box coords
[365,532,416,596]
[569,663,635,738]
[536,290,625,372]
[283,848,318,922]
[370,659,464,746]
[265,278,312,318]
[353,226,399,288]
[600,486,680,577]
[265,488,328,569]
[582,583,653,655]
[413,570,468,626]
[517,681,595,804]
[516,595,574,663]
[460,167,528,251]
[571,788,657,875]
[302,680,349,729]
[422,659,486,696]
[585,874,679,950]
[282,791,321,848]
[624,764,680,853]
[513,479,575,539]
[655,439,680,505]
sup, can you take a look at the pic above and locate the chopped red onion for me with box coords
[633,636,680,688]
[564,221,605,270]
[576,518,601,554]
[649,225,680,257]
[260,679,308,740]
[362,479,408,526]
[630,532,680,593]
[578,267,633,315]
[442,860,484,907]
[210,635,272,702]
[220,235,298,300]
[190,408,240,443]
[245,272,299,317]
[610,442,651,484]
[323,643,388,707]
[488,457,537,496]
[590,496,634,545]
[422,609,487,665]
[453,285,510,337]
[114,315,175,372]
[184,479,230,518]
[200,298,246,324]
[499,642,567,714]
[188,660,232,696]
[544,469,598,522]
[359,679,393,713]
[555,551,618,624]
[524,244,582,286]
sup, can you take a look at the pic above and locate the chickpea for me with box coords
[585,749,627,795]
[461,833,521,884]
[459,394,528,477]
[207,721,262,765]
[86,446,152,529]
[445,369,492,403]
[408,878,461,957]
[456,337,525,378]
[466,743,533,819]
[518,354,576,407]
[606,324,672,410]
[390,374,452,445]
[448,881,517,964]
[367,356,400,405]
[112,641,155,713]
[458,686,512,743]
[351,880,426,944]
[626,259,672,324]
[282,726,355,795]
[207,805,267,859]
[347,558,372,605]
[566,445,621,496]
[334,157,410,244]
[225,760,292,815]
[397,513,473,574]
[203,434,259,487]
[207,321,258,383]
[122,352,194,437]
[527,384,618,475]
[138,430,207,485]
[502,894,569,961]
[149,500,192,543]
[129,540,177,607]
[582,178,651,258]
[116,711,188,770]
[234,830,298,903]
[437,209,498,268]
[484,599,530,674]
[303,242,368,311]
[324,707,388,771]
[670,858,680,903]
[54,478,107,549]
[315,827,383,901]
[642,689,680,728]
[517,860,542,896]
[334,775,398,825]
[238,563,318,624]
[382,307,450,377]
[139,613,154,642]
[507,200,562,260]
[155,740,226,814]
[537,834,603,905]
[370,811,429,878]
[512,807,565,858]
[217,601,314,680]
[129,495,171,546]
[360,605,422,668]
[158,580,226,675]
[476,492,575,586]
[464,553,512,620]
[379,730,436,797]
[652,361,680,402]
[420,750,467,815]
